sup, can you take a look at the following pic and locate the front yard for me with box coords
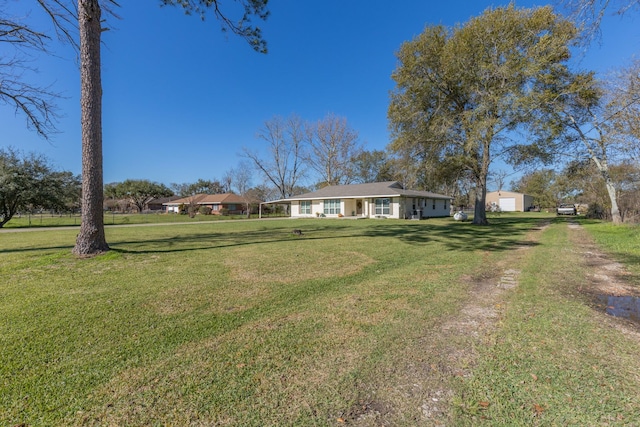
[1,214,639,425]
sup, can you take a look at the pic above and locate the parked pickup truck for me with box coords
[556,203,577,215]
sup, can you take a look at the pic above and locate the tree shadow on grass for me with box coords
[0,243,75,255]
[110,218,543,255]
[359,216,544,252]
[108,224,358,254]
[1,218,544,256]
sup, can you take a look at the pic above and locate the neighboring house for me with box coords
[267,181,452,219]
[147,196,181,212]
[485,191,535,212]
[163,193,247,214]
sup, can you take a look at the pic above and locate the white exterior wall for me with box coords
[291,201,301,217]
[343,199,356,216]
[403,197,450,218]
[367,197,400,219]
[312,200,322,216]
[288,197,450,218]
[291,200,316,217]
[390,198,400,219]
[422,198,450,218]
[364,200,370,217]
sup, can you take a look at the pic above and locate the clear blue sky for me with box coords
[2,1,638,190]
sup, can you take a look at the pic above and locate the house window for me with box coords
[432,200,436,209]
[374,198,390,215]
[300,200,311,215]
[324,199,341,215]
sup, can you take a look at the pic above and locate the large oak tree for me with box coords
[105,179,173,213]
[0,147,80,227]
[388,5,577,225]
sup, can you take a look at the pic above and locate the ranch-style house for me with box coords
[267,181,452,219]
[163,193,246,214]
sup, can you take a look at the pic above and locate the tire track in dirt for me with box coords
[416,222,548,425]
[350,221,550,426]
[567,221,640,343]
[415,219,639,425]
[351,219,639,426]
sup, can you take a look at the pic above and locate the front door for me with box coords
[356,199,363,215]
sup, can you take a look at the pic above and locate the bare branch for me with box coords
[0,47,61,138]
[35,0,79,48]
[161,0,269,53]
[0,19,50,50]
[556,0,640,46]
[242,115,306,199]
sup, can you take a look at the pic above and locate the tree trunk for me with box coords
[603,173,622,224]
[472,177,489,225]
[581,130,623,225]
[73,0,109,255]
[472,140,491,226]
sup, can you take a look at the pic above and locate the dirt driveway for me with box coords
[351,219,640,426]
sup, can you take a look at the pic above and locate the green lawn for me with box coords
[581,219,640,279]
[1,214,639,426]
[453,217,640,425]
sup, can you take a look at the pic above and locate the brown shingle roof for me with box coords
[163,193,246,206]
[272,181,451,202]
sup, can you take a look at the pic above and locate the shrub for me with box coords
[219,208,229,216]
[199,206,212,215]
[586,203,605,219]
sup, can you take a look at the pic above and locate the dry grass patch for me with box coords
[224,244,376,284]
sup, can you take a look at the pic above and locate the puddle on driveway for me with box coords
[597,295,640,322]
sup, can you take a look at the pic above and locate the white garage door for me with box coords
[499,197,516,212]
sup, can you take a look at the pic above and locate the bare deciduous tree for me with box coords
[490,169,510,192]
[227,161,254,216]
[305,113,363,187]
[242,114,306,200]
